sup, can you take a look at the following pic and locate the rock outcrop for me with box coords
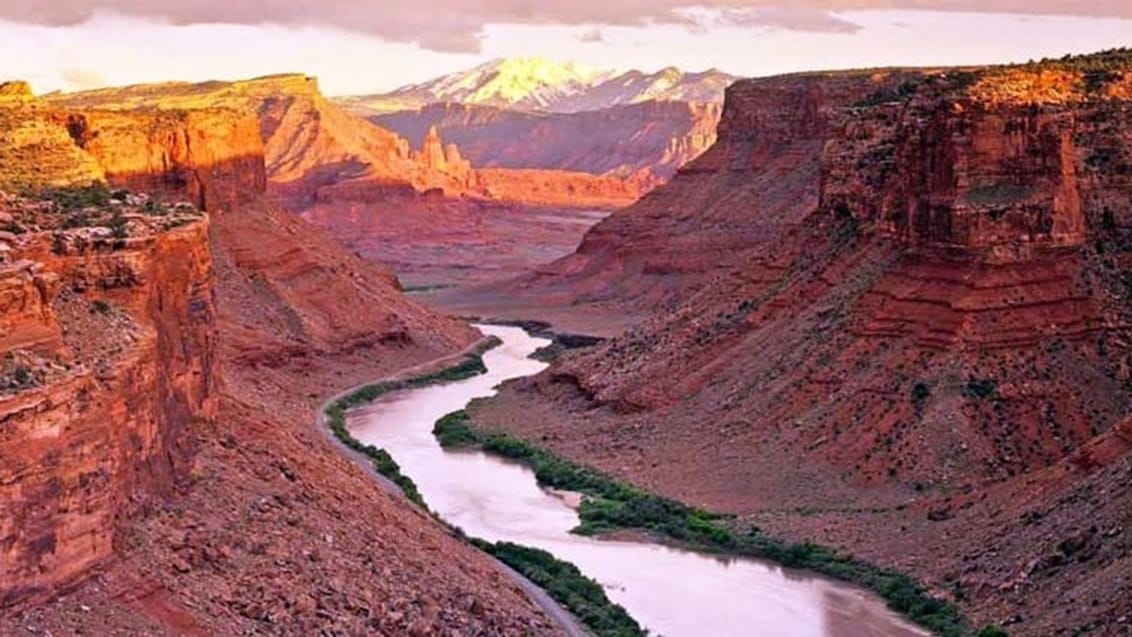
[371,100,722,183]
[0,194,217,609]
[0,82,33,105]
[50,75,639,212]
[472,50,1132,635]
[0,94,231,608]
[67,109,267,212]
[416,126,448,171]
[0,259,62,354]
[1,87,554,635]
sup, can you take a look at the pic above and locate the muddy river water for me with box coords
[349,325,928,637]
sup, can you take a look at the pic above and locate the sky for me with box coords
[0,1,1128,96]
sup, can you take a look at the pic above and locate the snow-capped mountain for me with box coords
[337,58,736,114]
[553,67,735,112]
[345,58,613,113]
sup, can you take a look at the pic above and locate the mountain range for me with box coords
[336,58,733,184]
[336,57,735,114]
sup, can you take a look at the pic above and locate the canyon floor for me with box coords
[302,199,610,290]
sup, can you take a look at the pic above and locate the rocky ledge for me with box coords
[0,187,216,608]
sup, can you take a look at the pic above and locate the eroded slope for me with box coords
[0,86,557,635]
[472,51,1132,635]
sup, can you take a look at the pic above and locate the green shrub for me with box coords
[476,541,644,637]
[856,80,921,107]
[433,410,481,447]
[12,366,33,386]
[963,377,998,400]
[89,299,112,315]
[439,415,970,636]
[108,214,129,239]
[322,338,501,510]
[32,182,113,211]
[911,381,932,410]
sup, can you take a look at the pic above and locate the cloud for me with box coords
[716,7,861,33]
[578,28,605,43]
[61,67,107,90]
[1,1,1129,53]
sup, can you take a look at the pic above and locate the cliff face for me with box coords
[475,53,1132,634]
[506,73,886,316]
[0,194,216,608]
[3,85,553,635]
[52,75,639,215]
[516,61,1132,481]
[0,97,232,608]
[371,100,721,183]
[67,109,267,212]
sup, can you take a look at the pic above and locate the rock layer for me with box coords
[52,75,640,212]
[68,110,267,212]
[371,100,722,183]
[0,199,217,609]
[471,52,1132,635]
[1,87,554,634]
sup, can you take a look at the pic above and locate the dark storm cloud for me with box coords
[1,1,1128,52]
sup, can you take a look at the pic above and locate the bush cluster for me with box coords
[31,182,117,211]
[323,338,500,509]
[473,540,645,637]
[436,411,981,636]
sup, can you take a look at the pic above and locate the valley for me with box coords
[0,79,554,635]
[453,50,1132,636]
[0,25,1130,637]
[348,324,929,637]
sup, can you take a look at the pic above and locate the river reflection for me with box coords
[349,325,926,637]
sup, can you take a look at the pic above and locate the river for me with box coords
[348,325,928,637]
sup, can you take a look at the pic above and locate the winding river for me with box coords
[348,325,928,637]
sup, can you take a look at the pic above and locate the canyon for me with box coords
[323,59,733,288]
[50,74,642,290]
[369,100,722,184]
[1,45,1130,637]
[0,83,558,633]
[452,51,1132,635]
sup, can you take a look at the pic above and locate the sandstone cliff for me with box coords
[1,88,554,634]
[471,50,1132,635]
[52,75,640,212]
[0,191,217,608]
[371,100,722,183]
[68,109,267,212]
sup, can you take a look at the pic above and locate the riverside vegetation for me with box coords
[434,410,1006,637]
[322,337,503,507]
[469,540,644,637]
[322,335,641,636]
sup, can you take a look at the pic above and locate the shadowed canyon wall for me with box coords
[519,60,1132,482]
[0,101,266,607]
[0,210,218,608]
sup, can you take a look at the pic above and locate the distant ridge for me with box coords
[337,57,736,114]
